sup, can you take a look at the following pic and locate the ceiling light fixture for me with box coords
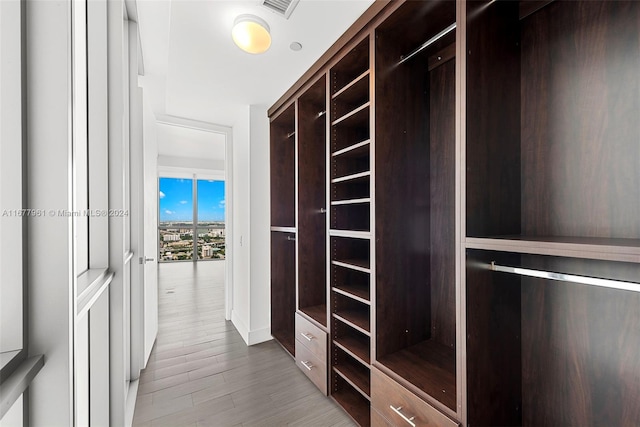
[232,14,271,54]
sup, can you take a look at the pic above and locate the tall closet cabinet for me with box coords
[270,1,640,426]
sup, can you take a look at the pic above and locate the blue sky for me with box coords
[159,178,225,222]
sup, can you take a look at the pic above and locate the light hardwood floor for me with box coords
[133,261,354,427]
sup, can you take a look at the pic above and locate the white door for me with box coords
[141,94,159,365]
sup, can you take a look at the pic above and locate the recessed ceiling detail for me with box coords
[261,0,300,19]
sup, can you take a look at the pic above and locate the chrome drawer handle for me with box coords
[300,332,314,341]
[301,360,314,371]
[390,405,416,427]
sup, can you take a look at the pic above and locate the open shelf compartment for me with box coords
[465,0,640,248]
[298,75,328,327]
[270,103,296,228]
[466,248,640,426]
[374,0,457,413]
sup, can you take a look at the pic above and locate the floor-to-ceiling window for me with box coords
[196,178,225,260]
[158,176,225,262]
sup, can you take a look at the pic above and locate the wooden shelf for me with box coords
[466,236,640,263]
[332,171,370,184]
[331,102,370,127]
[332,139,370,158]
[377,339,456,411]
[270,226,296,233]
[334,361,371,399]
[332,285,370,305]
[332,382,371,427]
[331,198,370,206]
[333,310,370,335]
[334,336,370,366]
[329,229,371,240]
[299,304,327,327]
[333,70,370,100]
[332,259,370,274]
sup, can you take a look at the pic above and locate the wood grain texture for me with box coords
[298,76,328,322]
[374,9,431,359]
[134,262,354,427]
[371,367,459,427]
[271,231,297,356]
[270,104,296,227]
[520,0,640,239]
[429,57,456,349]
[465,0,522,238]
[465,250,522,426]
[521,255,640,426]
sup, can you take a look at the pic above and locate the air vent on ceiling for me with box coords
[262,0,300,19]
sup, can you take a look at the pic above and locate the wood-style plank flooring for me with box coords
[133,261,354,427]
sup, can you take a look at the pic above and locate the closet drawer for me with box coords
[295,340,327,395]
[372,407,393,427]
[295,312,327,362]
[372,367,458,427]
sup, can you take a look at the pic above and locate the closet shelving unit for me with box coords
[329,36,373,427]
[270,103,297,357]
[374,0,458,415]
[464,0,640,425]
[269,0,640,425]
[297,75,328,327]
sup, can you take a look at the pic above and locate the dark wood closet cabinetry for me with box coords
[270,0,640,426]
[270,103,297,356]
[374,0,458,419]
[464,1,640,426]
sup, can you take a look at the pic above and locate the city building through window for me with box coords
[158,177,225,262]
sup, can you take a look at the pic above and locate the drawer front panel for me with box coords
[295,340,328,395]
[295,312,327,362]
[372,367,459,427]
[372,407,393,427]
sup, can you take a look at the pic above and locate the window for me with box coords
[158,176,225,262]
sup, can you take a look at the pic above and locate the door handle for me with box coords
[139,257,155,264]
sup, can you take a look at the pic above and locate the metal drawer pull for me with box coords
[301,360,314,371]
[390,405,416,427]
[300,332,315,341]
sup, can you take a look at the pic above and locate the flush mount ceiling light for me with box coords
[232,14,271,54]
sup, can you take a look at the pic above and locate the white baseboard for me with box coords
[248,326,272,345]
[231,310,249,344]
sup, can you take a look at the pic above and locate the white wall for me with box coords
[0,0,24,355]
[26,1,74,424]
[231,108,251,341]
[230,105,272,346]
[249,105,271,342]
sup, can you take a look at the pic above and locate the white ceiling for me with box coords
[136,0,375,126]
[156,122,226,160]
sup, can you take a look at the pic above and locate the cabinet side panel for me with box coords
[430,58,456,349]
[465,0,521,237]
[466,250,522,426]
[375,29,431,357]
[521,256,640,426]
[520,0,640,239]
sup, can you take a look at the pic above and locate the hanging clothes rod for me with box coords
[399,23,456,65]
[489,261,640,293]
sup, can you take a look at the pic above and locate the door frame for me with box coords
[155,115,234,320]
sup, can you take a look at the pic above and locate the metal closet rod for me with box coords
[398,22,456,65]
[489,261,640,293]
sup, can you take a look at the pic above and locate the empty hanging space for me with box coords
[270,103,296,228]
[270,101,297,356]
[465,0,640,255]
[298,75,328,327]
[466,249,640,426]
[270,230,297,356]
[374,0,457,413]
